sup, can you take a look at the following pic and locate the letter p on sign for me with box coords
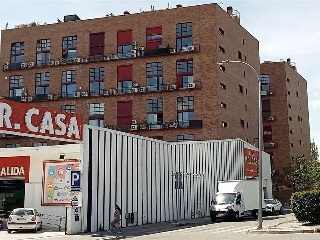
[70,170,81,191]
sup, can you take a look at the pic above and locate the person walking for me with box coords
[107,205,121,234]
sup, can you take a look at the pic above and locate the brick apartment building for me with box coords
[0,3,260,147]
[261,59,311,200]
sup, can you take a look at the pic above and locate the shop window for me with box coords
[90,67,105,96]
[176,59,193,88]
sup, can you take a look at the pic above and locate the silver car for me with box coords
[264,199,284,215]
[7,208,42,233]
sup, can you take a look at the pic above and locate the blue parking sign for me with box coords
[70,170,81,191]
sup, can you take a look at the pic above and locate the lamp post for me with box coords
[217,60,263,229]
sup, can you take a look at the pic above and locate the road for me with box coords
[1,213,319,240]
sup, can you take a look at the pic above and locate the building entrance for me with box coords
[0,179,25,212]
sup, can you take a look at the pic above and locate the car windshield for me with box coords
[264,199,275,204]
[11,209,34,215]
[213,193,236,205]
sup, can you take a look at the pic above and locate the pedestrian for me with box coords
[107,205,121,233]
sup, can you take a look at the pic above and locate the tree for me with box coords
[286,156,320,190]
[311,139,319,162]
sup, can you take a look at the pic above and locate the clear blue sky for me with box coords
[0,0,319,148]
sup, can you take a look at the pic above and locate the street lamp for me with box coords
[217,60,263,229]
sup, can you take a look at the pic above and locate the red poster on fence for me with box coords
[244,148,259,177]
[0,156,30,183]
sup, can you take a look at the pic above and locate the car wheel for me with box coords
[33,227,37,233]
[235,212,240,221]
[271,208,275,215]
[279,207,284,215]
[38,223,43,231]
[210,213,216,222]
[7,229,11,233]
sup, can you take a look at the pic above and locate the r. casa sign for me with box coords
[0,99,83,142]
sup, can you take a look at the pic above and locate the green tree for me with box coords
[311,139,319,161]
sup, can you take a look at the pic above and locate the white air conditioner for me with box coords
[139,124,147,130]
[28,62,35,67]
[110,89,118,95]
[131,53,137,58]
[139,87,146,92]
[103,90,110,96]
[187,45,195,51]
[170,48,176,53]
[81,58,88,63]
[170,84,177,90]
[74,58,81,63]
[268,91,273,95]
[3,65,9,70]
[169,121,178,128]
[49,61,55,66]
[104,55,111,61]
[21,62,28,68]
[20,96,27,102]
[132,45,138,50]
[164,85,170,91]
[132,82,139,87]
[81,91,88,97]
[4,62,9,66]
[54,61,60,65]
[268,116,275,121]
[269,142,275,147]
[181,46,189,52]
[132,41,137,46]
[139,46,145,51]
[74,92,81,98]
[47,94,53,100]
[131,88,138,93]
[131,124,138,131]
[111,54,118,59]
[27,96,34,102]
[188,82,196,89]
[132,119,137,125]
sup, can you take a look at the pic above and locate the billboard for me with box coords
[244,148,259,177]
[42,160,81,206]
[0,99,83,142]
[0,156,30,182]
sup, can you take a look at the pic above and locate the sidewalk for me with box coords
[248,213,320,234]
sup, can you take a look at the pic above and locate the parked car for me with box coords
[264,199,283,215]
[0,218,2,229]
[7,208,42,233]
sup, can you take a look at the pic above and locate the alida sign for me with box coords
[0,99,83,142]
[0,156,30,182]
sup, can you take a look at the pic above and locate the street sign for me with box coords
[74,207,79,215]
[70,170,81,191]
[71,196,78,207]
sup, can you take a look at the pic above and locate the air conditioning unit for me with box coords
[4,62,9,66]
[54,61,60,65]
[47,94,53,100]
[131,88,138,93]
[110,89,118,95]
[74,92,81,98]
[20,96,27,102]
[132,82,139,87]
[49,61,55,66]
[170,84,177,90]
[187,45,195,51]
[21,62,28,68]
[53,94,60,100]
[131,53,137,58]
[168,121,178,128]
[80,91,88,97]
[132,119,137,125]
[74,58,81,63]
[27,96,34,102]
[139,87,146,92]
[132,41,137,46]
[131,125,138,131]
[269,142,275,147]
[139,124,147,130]
[28,62,35,67]
[139,46,145,51]
[132,44,138,50]
[268,116,275,121]
[111,54,118,59]
[170,48,176,53]
[188,82,196,89]
[268,91,273,95]
[81,58,88,63]
[181,46,189,52]
[103,90,110,96]
[104,55,111,61]
[3,65,9,70]
[145,86,151,92]
[164,85,170,91]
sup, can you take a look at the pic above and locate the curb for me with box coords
[248,228,320,234]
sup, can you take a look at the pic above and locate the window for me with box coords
[242,38,245,45]
[176,59,193,88]
[299,140,302,146]
[290,142,294,147]
[260,74,270,92]
[90,32,105,56]
[146,62,163,91]
[220,83,226,90]
[221,121,227,128]
[117,101,133,126]
[298,116,301,122]
[289,129,293,134]
[288,91,291,95]
[238,51,242,60]
[62,36,77,58]
[262,100,271,119]
[263,126,272,142]
[219,45,225,53]
[219,65,226,72]
[147,98,163,124]
[61,70,76,98]
[239,84,243,94]
[118,65,132,94]
[288,103,292,109]
[287,78,290,82]
[218,27,224,35]
[177,134,195,141]
[117,30,133,58]
[296,91,299,97]
[240,119,245,128]
[90,67,104,96]
[35,72,50,97]
[10,42,24,63]
[289,116,292,121]
[6,143,20,148]
[61,105,76,113]
[33,142,48,147]
[36,39,50,66]
[220,102,227,108]
[9,75,23,98]
[146,26,162,50]
[89,103,104,127]
[176,22,192,52]
[177,96,194,127]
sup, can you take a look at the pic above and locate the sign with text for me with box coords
[244,148,259,177]
[70,170,81,191]
[42,160,81,206]
[0,156,30,182]
[0,99,83,142]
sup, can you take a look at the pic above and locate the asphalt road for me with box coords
[1,212,319,240]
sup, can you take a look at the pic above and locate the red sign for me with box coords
[0,99,83,142]
[244,148,259,177]
[0,156,30,183]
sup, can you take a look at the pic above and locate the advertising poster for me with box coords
[42,160,81,206]
[244,148,259,177]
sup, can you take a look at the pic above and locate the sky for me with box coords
[0,0,319,147]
